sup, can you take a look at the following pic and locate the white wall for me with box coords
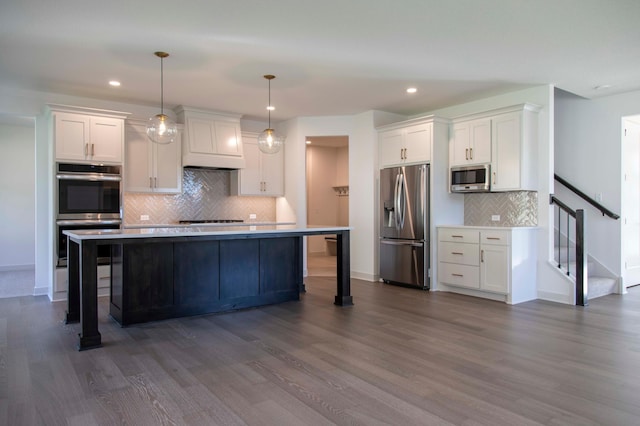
[555,88,640,288]
[0,122,35,270]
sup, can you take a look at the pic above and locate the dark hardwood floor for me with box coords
[2,278,640,425]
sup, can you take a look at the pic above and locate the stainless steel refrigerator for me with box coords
[379,164,429,289]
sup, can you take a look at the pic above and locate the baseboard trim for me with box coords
[537,290,573,305]
[0,264,35,272]
[351,271,376,282]
[33,286,49,297]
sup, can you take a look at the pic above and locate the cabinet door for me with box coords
[124,124,153,192]
[154,130,182,194]
[239,142,262,194]
[379,129,404,168]
[404,123,431,163]
[491,112,521,191]
[215,121,242,156]
[450,122,471,166]
[261,146,284,196]
[55,113,91,161]
[90,117,123,163]
[469,119,491,164]
[480,244,509,293]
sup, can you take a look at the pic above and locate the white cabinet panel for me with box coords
[230,134,284,196]
[378,120,432,168]
[54,111,124,164]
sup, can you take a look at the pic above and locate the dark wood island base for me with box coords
[65,226,352,350]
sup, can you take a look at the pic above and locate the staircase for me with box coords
[554,240,617,300]
[552,174,621,305]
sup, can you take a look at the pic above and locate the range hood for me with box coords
[176,105,246,170]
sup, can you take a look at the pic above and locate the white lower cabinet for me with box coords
[437,226,537,304]
[54,265,111,300]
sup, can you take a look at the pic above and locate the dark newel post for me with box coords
[576,210,588,306]
[78,240,102,350]
[298,236,305,292]
[334,230,353,306]
[65,238,80,323]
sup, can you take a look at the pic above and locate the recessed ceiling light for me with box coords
[109,80,121,87]
[594,84,612,90]
[266,105,275,111]
[306,140,311,144]
[406,87,417,94]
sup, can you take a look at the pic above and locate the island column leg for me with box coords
[78,240,101,350]
[65,238,80,323]
[334,230,353,306]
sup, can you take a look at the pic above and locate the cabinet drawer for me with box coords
[438,262,479,288]
[481,230,510,245]
[438,228,479,244]
[438,241,479,266]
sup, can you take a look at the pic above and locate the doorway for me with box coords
[305,136,349,277]
[622,115,640,288]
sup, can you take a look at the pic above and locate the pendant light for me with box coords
[146,51,177,144]
[257,74,285,154]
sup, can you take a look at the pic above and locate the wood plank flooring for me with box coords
[2,278,640,425]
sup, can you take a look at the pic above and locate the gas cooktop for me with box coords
[179,219,244,224]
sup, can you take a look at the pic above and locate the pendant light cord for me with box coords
[268,77,271,128]
[160,55,164,116]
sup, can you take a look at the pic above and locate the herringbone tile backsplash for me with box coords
[124,169,276,225]
[464,191,537,226]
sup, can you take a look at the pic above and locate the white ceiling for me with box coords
[1,0,639,122]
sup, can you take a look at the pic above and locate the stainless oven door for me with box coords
[56,219,121,267]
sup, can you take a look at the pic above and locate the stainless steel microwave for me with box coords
[450,164,491,193]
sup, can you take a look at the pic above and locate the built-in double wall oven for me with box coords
[56,163,122,266]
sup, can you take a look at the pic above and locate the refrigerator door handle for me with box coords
[394,172,401,230]
[398,173,406,229]
[380,239,424,248]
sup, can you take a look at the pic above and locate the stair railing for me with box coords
[549,195,588,306]
[554,174,620,219]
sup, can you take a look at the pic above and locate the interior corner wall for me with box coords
[0,122,35,270]
[555,88,640,281]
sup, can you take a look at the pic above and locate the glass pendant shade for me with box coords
[257,128,284,154]
[257,74,284,154]
[146,51,177,144]
[147,113,178,145]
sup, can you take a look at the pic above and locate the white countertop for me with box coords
[124,221,295,229]
[437,225,538,230]
[64,224,351,240]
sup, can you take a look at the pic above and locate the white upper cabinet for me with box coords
[52,107,127,164]
[176,106,245,169]
[450,118,491,166]
[230,133,284,196]
[124,121,182,194]
[450,103,540,191]
[378,119,435,168]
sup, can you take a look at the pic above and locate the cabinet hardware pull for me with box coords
[264,181,267,192]
[149,177,153,188]
[493,172,496,185]
[452,273,463,277]
[452,235,463,238]
[465,148,469,160]
[451,252,464,255]
[481,249,484,262]
[404,148,407,159]
[84,143,88,156]
[91,143,95,156]
[154,177,157,188]
[486,237,500,240]
[469,147,473,159]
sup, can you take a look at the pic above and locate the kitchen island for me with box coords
[64,225,352,350]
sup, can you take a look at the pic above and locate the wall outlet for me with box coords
[491,214,501,222]
[249,214,257,220]
[140,214,150,221]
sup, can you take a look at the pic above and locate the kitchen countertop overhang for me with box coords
[64,224,351,241]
